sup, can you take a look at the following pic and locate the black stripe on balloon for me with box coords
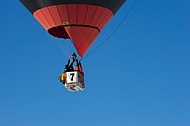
[63,24,100,33]
[20,0,126,15]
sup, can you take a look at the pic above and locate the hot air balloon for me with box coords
[20,0,126,92]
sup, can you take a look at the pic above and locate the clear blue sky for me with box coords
[1,0,190,126]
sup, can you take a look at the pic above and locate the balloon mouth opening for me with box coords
[48,26,70,39]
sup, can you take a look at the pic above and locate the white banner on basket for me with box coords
[66,71,78,83]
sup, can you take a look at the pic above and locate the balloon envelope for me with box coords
[20,0,126,56]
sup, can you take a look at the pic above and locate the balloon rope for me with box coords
[81,0,138,61]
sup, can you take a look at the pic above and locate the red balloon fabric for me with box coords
[20,0,126,56]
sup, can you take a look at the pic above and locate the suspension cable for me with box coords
[80,0,138,61]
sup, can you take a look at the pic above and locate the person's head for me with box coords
[74,66,79,71]
[74,66,83,72]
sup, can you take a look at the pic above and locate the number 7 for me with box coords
[70,73,75,81]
